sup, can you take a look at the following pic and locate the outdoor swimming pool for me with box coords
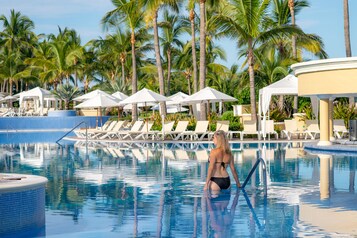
[1,140,357,237]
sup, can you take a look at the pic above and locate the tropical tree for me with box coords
[52,84,81,110]
[141,0,180,116]
[159,10,185,95]
[343,0,354,108]
[102,0,145,121]
[187,0,198,93]
[215,0,304,124]
[0,9,36,95]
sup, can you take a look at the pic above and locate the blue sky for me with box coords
[0,0,356,67]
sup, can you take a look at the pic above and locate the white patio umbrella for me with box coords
[75,94,120,127]
[119,88,169,109]
[112,91,128,101]
[73,89,117,102]
[181,87,237,117]
[119,88,170,133]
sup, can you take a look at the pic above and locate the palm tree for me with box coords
[159,10,185,95]
[199,0,207,120]
[187,0,198,93]
[215,0,304,124]
[45,27,83,88]
[102,0,144,121]
[343,0,354,107]
[141,0,180,117]
[0,9,35,95]
[52,84,81,110]
[288,0,296,58]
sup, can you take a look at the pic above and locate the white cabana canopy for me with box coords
[258,74,319,138]
[258,74,298,117]
[19,87,53,115]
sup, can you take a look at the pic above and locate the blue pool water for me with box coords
[1,140,357,237]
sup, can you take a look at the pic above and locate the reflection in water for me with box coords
[0,141,356,237]
[206,190,239,238]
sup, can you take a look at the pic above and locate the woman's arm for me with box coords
[229,155,241,188]
[204,150,216,190]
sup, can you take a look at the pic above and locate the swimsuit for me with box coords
[210,160,231,190]
[210,176,231,190]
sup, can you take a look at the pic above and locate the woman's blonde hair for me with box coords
[214,130,232,155]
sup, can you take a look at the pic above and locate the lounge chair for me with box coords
[240,121,261,140]
[281,120,306,140]
[259,120,278,139]
[140,121,175,140]
[99,120,127,139]
[175,120,209,140]
[134,121,156,140]
[74,120,113,138]
[88,121,119,139]
[208,121,229,140]
[116,120,144,140]
[304,120,320,139]
[122,121,153,140]
[333,119,349,139]
[165,121,189,140]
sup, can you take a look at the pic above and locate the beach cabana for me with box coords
[19,87,52,116]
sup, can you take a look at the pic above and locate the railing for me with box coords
[56,121,88,143]
[241,157,268,196]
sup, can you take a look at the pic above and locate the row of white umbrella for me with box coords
[74,87,237,111]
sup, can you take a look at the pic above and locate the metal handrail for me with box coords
[241,157,267,196]
[56,121,88,143]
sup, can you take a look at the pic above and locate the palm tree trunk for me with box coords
[190,9,198,93]
[131,30,138,121]
[343,0,354,108]
[9,79,13,96]
[153,10,167,116]
[289,0,298,114]
[166,49,171,96]
[121,58,126,86]
[248,39,257,124]
[199,0,207,120]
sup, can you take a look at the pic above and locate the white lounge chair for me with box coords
[116,121,144,140]
[99,120,127,139]
[123,121,153,140]
[89,121,119,139]
[304,120,320,140]
[74,120,113,138]
[240,121,261,140]
[152,121,175,140]
[175,120,209,140]
[134,121,156,140]
[165,121,189,139]
[281,120,306,140]
[259,120,278,139]
[333,119,349,139]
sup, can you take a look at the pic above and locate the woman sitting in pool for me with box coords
[204,130,241,191]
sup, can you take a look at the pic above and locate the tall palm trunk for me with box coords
[248,39,257,124]
[190,9,198,93]
[131,31,138,121]
[166,48,171,96]
[289,0,298,114]
[153,10,167,116]
[120,56,125,86]
[343,0,354,108]
[9,79,13,96]
[199,0,207,120]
